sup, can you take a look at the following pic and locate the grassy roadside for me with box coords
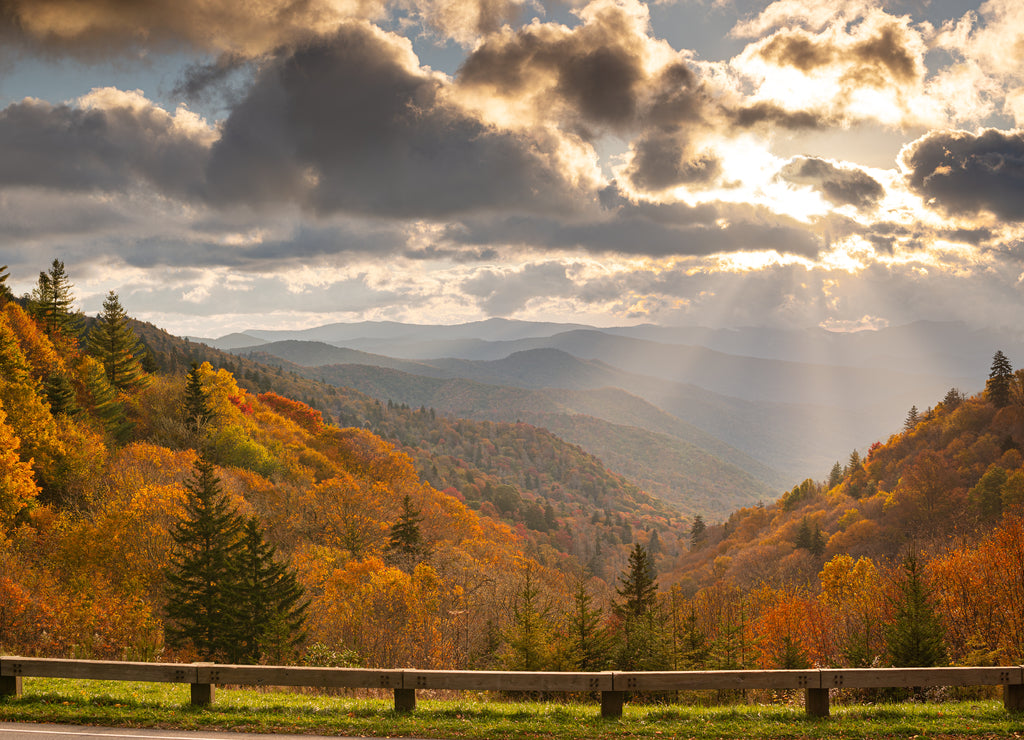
[1,678,1022,739]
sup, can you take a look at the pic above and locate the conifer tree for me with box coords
[43,372,79,416]
[80,357,132,442]
[904,405,919,431]
[885,551,946,668]
[567,579,612,670]
[827,461,844,489]
[184,362,214,435]
[384,494,430,572]
[87,290,149,392]
[613,543,668,670]
[165,456,245,661]
[232,517,308,664]
[615,543,658,619]
[986,350,1013,409]
[501,564,555,670]
[689,514,707,551]
[30,259,82,339]
[0,265,12,304]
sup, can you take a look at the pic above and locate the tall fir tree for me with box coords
[80,357,132,443]
[689,514,707,551]
[164,456,245,661]
[567,579,612,671]
[87,290,149,392]
[986,350,1013,409]
[613,543,668,671]
[384,494,430,572]
[615,543,658,619]
[0,265,12,304]
[885,550,946,668]
[184,362,214,435]
[30,259,82,339]
[231,517,308,664]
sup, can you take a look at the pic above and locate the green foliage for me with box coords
[566,579,612,670]
[0,264,12,303]
[384,494,430,573]
[210,424,278,477]
[80,357,133,443]
[232,517,309,665]
[986,350,1013,409]
[184,362,214,436]
[885,551,946,668]
[689,514,707,551]
[30,259,82,339]
[501,564,558,671]
[165,457,307,664]
[44,373,80,416]
[164,456,246,661]
[87,291,149,392]
[615,543,658,619]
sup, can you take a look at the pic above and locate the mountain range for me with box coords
[193,319,1013,512]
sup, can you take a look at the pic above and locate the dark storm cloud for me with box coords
[902,128,1024,221]
[779,157,884,209]
[0,95,209,197]
[0,0,381,56]
[623,133,721,192]
[732,102,825,130]
[457,17,645,132]
[207,24,587,218]
[755,21,920,87]
[457,7,712,140]
[446,200,823,259]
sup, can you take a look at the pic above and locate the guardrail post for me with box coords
[805,688,829,717]
[1006,684,1023,712]
[394,688,416,712]
[0,676,22,698]
[192,663,216,707]
[601,690,624,719]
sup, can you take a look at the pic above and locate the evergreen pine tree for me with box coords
[232,516,308,664]
[87,290,149,392]
[615,543,658,619]
[613,543,667,671]
[689,514,707,550]
[165,456,245,661]
[986,350,1013,409]
[501,564,555,671]
[677,607,710,669]
[29,259,82,339]
[43,372,80,416]
[567,579,611,670]
[885,551,946,668]
[80,357,132,442]
[0,265,12,304]
[904,405,919,431]
[184,362,214,435]
[827,461,844,489]
[384,494,430,572]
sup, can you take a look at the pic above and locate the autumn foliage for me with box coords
[3,269,1024,678]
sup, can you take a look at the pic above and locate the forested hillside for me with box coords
[3,260,1023,674]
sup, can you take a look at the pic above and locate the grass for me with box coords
[1,678,1022,739]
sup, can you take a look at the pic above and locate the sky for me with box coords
[1,0,1023,338]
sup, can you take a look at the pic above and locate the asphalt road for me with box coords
[0,724,383,740]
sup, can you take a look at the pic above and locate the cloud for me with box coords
[901,128,1024,221]
[778,156,884,208]
[461,262,577,314]
[0,88,213,197]
[0,0,384,56]
[446,197,824,259]
[731,4,934,127]
[206,23,594,218]
[0,0,531,56]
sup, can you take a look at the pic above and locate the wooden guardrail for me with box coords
[2,656,1023,718]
